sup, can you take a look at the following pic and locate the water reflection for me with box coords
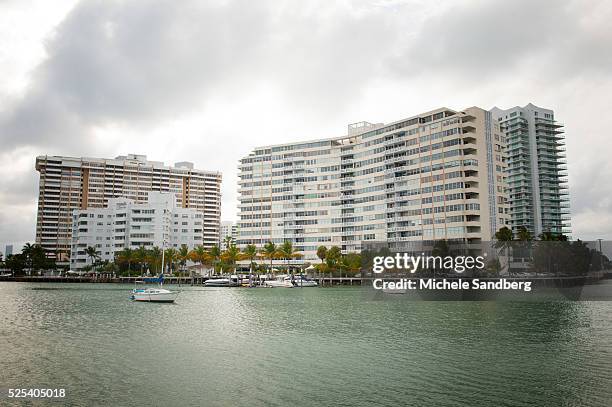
[0,283,611,407]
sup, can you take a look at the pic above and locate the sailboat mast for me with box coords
[161,244,165,274]
[161,205,167,275]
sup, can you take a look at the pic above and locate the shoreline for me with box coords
[1,274,607,287]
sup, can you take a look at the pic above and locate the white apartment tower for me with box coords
[237,107,509,261]
[491,104,570,238]
[219,221,239,248]
[70,192,203,269]
[35,154,221,262]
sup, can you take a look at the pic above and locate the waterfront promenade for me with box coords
[1,273,608,288]
[0,275,366,286]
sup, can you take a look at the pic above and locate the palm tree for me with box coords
[262,241,277,278]
[494,226,513,275]
[339,253,361,277]
[148,247,163,273]
[209,245,222,275]
[189,245,207,275]
[325,246,342,278]
[316,246,327,280]
[134,246,148,275]
[278,241,302,276]
[85,246,100,272]
[243,244,258,284]
[178,244,190,276]
[164,248,178,274]
[222,244,241,275]
[22,243,35,274]
[116,248,134,275]
[31,244,49,273]
[517,226,532,242]
[223,236,235,250]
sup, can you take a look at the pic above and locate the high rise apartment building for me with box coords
[35,154,221,262]
[70,192,202,269]
[219,221,239,248]
[491,104,570,237]
[237,107,509,261]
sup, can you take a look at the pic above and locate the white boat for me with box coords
[263,276,294,288]
[131,287,179,302]
[263,275,318,288]
[131,272,179,303]
[204,278,238,287]
[291,275,318,287]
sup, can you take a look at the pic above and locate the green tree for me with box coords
[495,226,513,243]
[517,226,532,242]
[494,226,513,275]
[339,253,361,277]
[278,241,302,275]
[116,248,134,274]
[164,248,178,274]
[85,246,100,272]
[134,246,148,275]
[222,244,241,273]
[148,247,163,273]
[243,244,258,282]
[31,244,53,272]
[325,246,342,277]
[178,244,190,276]
[189,245,208,275]
[316,245,327,277]
[539,231,568,241]
[22,243,35,273]
[5,254,25,275]
[223,236,234,251]
[209,245,222,275]
[262,241,278,277]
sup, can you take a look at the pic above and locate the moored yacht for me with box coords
[291,275,318,287]
[131,273,179,302]
[263,275,294,288]
[204,276,239,287]
[263,275,318,288]
[131,287,179,302]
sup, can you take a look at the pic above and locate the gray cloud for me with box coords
[388,0,612,83]
[1,0,410,151]
[1,0,612,251]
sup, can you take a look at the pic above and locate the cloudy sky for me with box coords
[1,0,612,253]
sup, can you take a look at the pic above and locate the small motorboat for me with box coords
[204,277,239,287]
[263,274,318,288]
[291,275,318,287]
[263,277,294,288]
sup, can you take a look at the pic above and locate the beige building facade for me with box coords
[237,107,509,261]
[35,154,221,262]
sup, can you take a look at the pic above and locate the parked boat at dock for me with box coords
[263,275,318,288]
[204,277,239,287]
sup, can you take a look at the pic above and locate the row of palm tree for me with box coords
[315,245,362,277]
[110,239,367,278]
[111,238,305,277]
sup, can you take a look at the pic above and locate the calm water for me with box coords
[1,282,611,407]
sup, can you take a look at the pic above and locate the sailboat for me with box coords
[130,209,179,303]
[131,272,179,302]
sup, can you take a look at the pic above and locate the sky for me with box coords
[1,0,612,254]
